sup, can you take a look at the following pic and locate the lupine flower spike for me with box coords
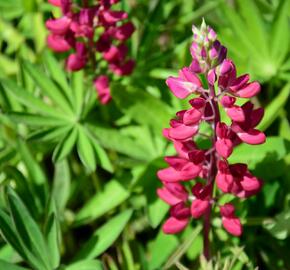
[46,0,135,104]
[157,20,266,260]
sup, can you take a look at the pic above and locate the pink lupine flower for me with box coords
[231,102,266,145]
[157,20,266,259]
[94,75,112,104]
[46,0,135,104]
[47,34,71,52]
[48,0,61,6]
[166,68,202,99]
[191,183,211,218]
[45,17,71,35]
[66,43,87,71]
[220,204,242,236]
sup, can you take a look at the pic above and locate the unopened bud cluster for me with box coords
[157,21,266,237]
[46,0,135,104]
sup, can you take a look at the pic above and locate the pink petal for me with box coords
[170,203,191,219]
[220,203,235,217]
[179,68,202,87]
[113,22,135,41]
[164,157,188,170]
[216,171,234,193]
[166,77,195,99]
[235,82,261,98]
[162,217,189,234]
[157,167,182,182]
[191,199,210,218]
[222,217,242,236]
[230,74,250,91]
[102,10,128,24]
[110,59,135,76]
[66,54,86,71]
[215,138,233,158]
[237,129,266,145]
[226,106,245,122]
[48,0,61,6]
[47,34,71,52]
[240,174,262,192]
[46,17,71,35]
[157,188,183,205]
[94,75,112,104]
[183,108,202,125]
[220,95,236,108]
[168,124,198,141]
[250,108,264,127]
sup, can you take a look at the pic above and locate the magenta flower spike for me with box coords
[157,20,266,260]
[46,0,135,104]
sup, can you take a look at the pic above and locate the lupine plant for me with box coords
[157,20,266,259]
[46,0,135,104]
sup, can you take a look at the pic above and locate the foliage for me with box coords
[0,0,289,269]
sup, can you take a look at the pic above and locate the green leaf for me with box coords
[52,159,71,212]
[270,0,290,66]
[148,199,169,229]
[263,210,290,240]
[148,231,179,270]
[76,126,96,172]
[0,210,28,262]
[28,125,72,143]
[111,83,172,132]
[0,260,30,270]
[237,0,268,57]
[75,209,133,260]
[45,199,61,269]
[91,137,114,172]
[52,127,78,162]
[17,139,48,207]
[1,79,65,118]
[75,180,130,225]
[71,70,84,117]
[258,83,290,130]
[65,260,103,270]
[42,50,72,104]
[228,137,287,169]
[7,188,51,270]
[23,61,73,115]
[8,112,68,127]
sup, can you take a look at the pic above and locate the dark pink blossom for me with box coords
[94,75,112,104]
[220,204,242,236]
[46,0,135,104]
[157,21,265,243]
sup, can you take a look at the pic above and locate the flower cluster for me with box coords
[157,21,265,238]
[46,0,135,104]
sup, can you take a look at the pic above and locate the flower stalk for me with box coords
[157,20,266,260]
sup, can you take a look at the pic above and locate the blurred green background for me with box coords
[0,0,289,269]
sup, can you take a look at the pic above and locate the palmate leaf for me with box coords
[1,79,67,119]
[75,209,133,260]
[44,198,61,269]
[270,0,290,67]
[52,159,71,212]
[76,125,96,172]
[22,61,73,116]
[6,188,52,270]
[52,127,78,163]
[1,59,113,172]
